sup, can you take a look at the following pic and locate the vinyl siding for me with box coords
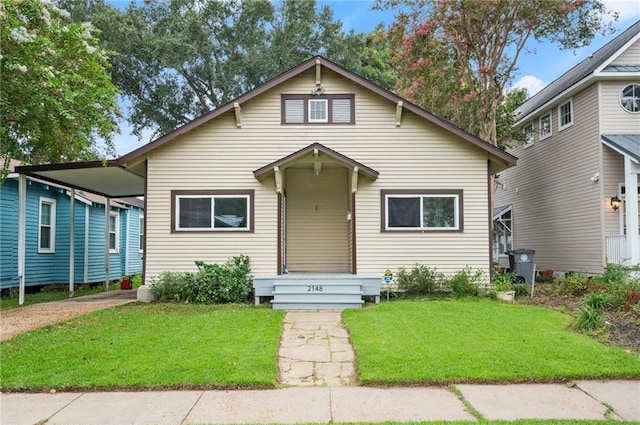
[602,145,624,237]
[610,38,640,65]
[145,67,492,279]
[495,84,603,273]
[0,179,19,289]
[600,81,640,134]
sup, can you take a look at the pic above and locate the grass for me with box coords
[343,300,640,385]
[0,303,284,391]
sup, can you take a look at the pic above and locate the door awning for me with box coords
[253,142,379,181]
[15,160,145,198]
[602,134,640,163]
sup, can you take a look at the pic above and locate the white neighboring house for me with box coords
[494,20,640,274]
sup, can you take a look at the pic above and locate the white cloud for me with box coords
[513,75,547,96]
[603,0,640,23]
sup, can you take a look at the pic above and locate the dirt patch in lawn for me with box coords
[522,282,640,356]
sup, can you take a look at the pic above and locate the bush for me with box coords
[583,292,610,311]
[492,271,515,292]
[447,267,484,297]
[513,283,529,298]
[555,273,589,296]
[397,264,444,296]
[576,306,605,331]
[151,255,252,304]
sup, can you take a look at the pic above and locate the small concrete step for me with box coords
[271,299,365,310]
[273,292,363,302]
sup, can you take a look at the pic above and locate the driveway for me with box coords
[0,290,136,341]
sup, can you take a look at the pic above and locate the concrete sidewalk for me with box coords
[2,380,638,424]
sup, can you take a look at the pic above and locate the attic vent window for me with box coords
[620,84,640,113]
[282,94,354,124]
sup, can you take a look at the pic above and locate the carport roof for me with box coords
[15,160,145,198]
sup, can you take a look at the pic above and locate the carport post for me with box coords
[69,188,75,297]
[18,174,26,305]
[105,197,110,291]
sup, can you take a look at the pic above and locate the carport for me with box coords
[14,159,145,305]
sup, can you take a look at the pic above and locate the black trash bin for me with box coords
[508,249,536,284]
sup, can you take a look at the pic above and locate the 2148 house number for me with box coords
[307,285,323,292]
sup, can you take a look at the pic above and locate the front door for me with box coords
[285,167,349,272]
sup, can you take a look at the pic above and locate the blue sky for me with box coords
[109,0,640,155]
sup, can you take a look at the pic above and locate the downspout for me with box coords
[18,174,26,305]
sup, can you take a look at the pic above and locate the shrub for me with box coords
[583,292,610,311]
[535,274,554,283]
[151,255,252,304]
[513,283,529,298]
[492,271,515,292]
[555,273,589,296]
[575,306,605,331]
[601,262,629,285]
[397,264,444,296]
[447,267,484,297]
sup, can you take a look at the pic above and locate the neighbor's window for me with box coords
[524,123,534,147]
[539,113,552,140]
[172,190,254,232]
[282,94,354,124]
[139,216,144,253]
[620,84,640,113]
[109,212,119,253]
[38,197,56,253]
[381,190,462,231]
[492,207,512,259]
[558,99,573,130]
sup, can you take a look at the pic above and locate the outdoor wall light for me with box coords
[610,195,621,211]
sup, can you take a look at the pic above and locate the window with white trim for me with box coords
[382,190,462,231]
[172,190,254,232]
[282,95,354,124]
[109,212,119,253]
[620,84,640,113]
[139,216,144,253]
[558,100,573,130]
[539,113,552,140]
[492,207,512,259]
[524,123,534,147]
[38,197,56,253]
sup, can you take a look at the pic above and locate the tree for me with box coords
[63,0,396,140]
[380,0,618,145]
[0,0,120,170]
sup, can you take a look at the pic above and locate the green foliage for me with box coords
[535,274,554,283]
[447,267,484,297]
[601,262,629,285]
[396,264,444,295]
[151,255,252,304]
[513,283,529,298]
[554,273,589,296]
[1,0,119,166]
[492,271,515,292]
[576,306,605,331]
[583,292,610,311]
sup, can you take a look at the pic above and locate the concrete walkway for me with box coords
[2,381,638,424]
[278,311,355,386]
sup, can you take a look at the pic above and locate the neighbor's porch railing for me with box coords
[606,235,627,265]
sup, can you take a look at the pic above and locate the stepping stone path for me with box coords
[278,311,356,387]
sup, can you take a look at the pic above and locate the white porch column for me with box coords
[84,204,89,283]
[69,188,75,297]
[105,198,110,291]
[624,156,640,265]
[18,174,27,305]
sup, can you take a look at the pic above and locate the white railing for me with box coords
[606,235,627,265]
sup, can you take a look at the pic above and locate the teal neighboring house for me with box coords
[1,159,144,290]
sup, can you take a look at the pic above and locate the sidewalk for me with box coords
[2,380,639,424]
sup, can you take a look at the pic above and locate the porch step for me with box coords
[254,275,382,310]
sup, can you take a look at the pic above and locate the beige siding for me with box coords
[495,84,604,273]
[286,167,349,271]
[610,38,640,65]
[602,145,624,237]
[145,67,492,279]
[600,81,640,134]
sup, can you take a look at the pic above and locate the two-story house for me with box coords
[494,20,640,275]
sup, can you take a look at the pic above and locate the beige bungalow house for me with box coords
[494,20,640,275]
[18,56,516,308]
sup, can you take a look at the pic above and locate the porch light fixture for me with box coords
[610,195,621,211]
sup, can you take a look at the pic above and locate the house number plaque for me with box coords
[307,285,323,292]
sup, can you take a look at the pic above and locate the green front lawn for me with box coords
[0,304,284,391]
[343,300,640,384]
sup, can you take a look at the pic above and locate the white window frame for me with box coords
[38,197,56,253]
[139,215,144,253]
[523,122,534,147]
[539,113,552,140]
[619,84,640,113]
[109,211,119,253]
[383,192,461,231]
[558,99,573,130]
[308,99,328,123]
[492,206,512,259]
[174,193,252,232]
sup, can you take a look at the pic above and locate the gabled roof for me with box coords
[517,20,640,122]
[120,56,516,169]
[602,134,640,163]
